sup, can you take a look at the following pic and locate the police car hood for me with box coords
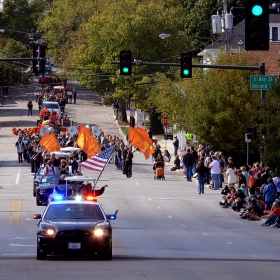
[43,220,108,230]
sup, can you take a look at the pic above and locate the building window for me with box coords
[271,27,279,41]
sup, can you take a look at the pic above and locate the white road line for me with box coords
[158,207,161,209]
[227,242,233,245]
[15,172,20,185]
[202,233,209,235]
[10,244,36,247]
[168,216,172,219]
[181,224,187,227]
[135,182,138,185]
[148,198,152,201]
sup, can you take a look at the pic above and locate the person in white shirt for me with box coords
[209,155,220,190]
[43,160,56,175]
[226,162,236,186]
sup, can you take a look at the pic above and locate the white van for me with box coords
[41,101,61,115]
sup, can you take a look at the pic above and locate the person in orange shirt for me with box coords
[260,200,280,227]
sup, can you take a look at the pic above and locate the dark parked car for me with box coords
[33,199,116,260]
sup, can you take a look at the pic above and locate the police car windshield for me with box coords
[44,204,105,220]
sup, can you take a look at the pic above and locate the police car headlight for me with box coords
[39,228,56,237]
[94,228,109,237]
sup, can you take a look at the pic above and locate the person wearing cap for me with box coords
[209,155,220,190]
[173,136,179,156]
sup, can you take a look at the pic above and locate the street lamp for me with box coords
[159,33,213,41]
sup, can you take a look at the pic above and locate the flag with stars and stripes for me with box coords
[79,145,115,172]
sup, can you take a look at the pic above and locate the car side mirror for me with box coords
[33,214,42,220]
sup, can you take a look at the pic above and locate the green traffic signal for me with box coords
[122,67,129,73]
[183,69,190,76]
[252,5,263,16]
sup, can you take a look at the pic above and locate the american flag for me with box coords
[79,145,115,172]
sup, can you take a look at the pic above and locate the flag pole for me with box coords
[92,145,116,192]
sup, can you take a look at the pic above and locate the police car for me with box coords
[33,195,116,260]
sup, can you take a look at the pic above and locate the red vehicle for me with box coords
[39,75,66,86]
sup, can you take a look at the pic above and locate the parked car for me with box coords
[163,126,173,140]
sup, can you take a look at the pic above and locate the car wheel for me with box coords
[33,184,37,197]
[36,195,42,206]
[101,238,112,260]
[37,241,46,260]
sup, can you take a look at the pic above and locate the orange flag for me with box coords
[131,127,154,159]
[39,132,50,146]
[43,133,61,152]
[39,107,47,118]
[76,125,101,157]
[128,126,135,142]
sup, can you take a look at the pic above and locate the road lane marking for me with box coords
[112,238,127,255]
[9,197,16,224]
[9,197,22,224]
[181,224,187,227]
[16,197,22,224]
[135,182,138,185]
[158,207,161,209]
[202,233,209,235]
[148,198,152,201]
[227,242,233,245]
[168,216,172,219]
[15,172,20,185]
[10,244,36,247]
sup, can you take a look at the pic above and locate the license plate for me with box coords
[68,243,81,249]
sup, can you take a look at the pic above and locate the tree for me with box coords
[261,78,280,176]
[147,49,263,164]
[0,38,32,89]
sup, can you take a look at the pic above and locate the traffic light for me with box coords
[32,45,39,74]
[247,125,257,140]
[32,45,46,74]
[180,53,192,78]
[120,50,132,75]
[38,45,46,74]
[245,0,269,50]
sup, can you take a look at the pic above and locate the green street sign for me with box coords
[250,75,276,90]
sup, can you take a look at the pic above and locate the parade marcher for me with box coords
[27,98,33,116]
[123,148,134,178]
[15,136,24,163]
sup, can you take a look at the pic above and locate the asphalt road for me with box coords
[0,80,280,279]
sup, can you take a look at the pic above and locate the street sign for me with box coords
[245,133,251,142]
[250,75,276,90]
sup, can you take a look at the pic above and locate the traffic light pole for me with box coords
[111,61,262,71]
[260,62,265,167]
